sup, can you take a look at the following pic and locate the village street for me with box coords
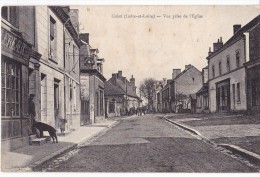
[42,115,257,172]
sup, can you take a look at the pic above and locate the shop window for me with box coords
[49,16,57,61]
[1,6,19,27]
[1,60,21,117]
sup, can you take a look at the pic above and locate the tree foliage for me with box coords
[139,78,157,109]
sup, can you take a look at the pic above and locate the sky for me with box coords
[74,5,260,87]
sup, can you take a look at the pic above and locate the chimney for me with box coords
[213,38,223,52]
[185,64,192,70]
[111,73,117,85]
[130,75,135,87]
[118,70,122,78]
[233,24,241,34]
[208,47,213,56]
[172,69,181,79]
[80,33,89,44]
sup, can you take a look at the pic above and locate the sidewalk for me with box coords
[1,120,118,172]
[163,113,260,166]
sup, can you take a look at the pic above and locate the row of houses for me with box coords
[155,15,260,115]
[1,6,109,152]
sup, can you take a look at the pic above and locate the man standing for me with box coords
[28,94,36,134]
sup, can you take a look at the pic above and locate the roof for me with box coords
[105,77,140,99]
[196,84,208,95]
[207,15,260,60]
[104,81,125,95]
[174,65,200,81]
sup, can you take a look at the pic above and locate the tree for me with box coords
[139,78,157,110]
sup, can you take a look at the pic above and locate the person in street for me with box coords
[28,94,36,134]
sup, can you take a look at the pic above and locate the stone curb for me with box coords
[162,115,202,136]
[218,144,260,166]
[17,120,119,172]
[162,114,260,167]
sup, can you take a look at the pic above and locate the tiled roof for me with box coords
[196,84,208,95]
[105,78,140,99]
[104,81,125,95]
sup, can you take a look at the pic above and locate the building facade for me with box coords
[80,34,106,124]
[196,66,209,113]
[104,71,141,117]
[161,65,203,113]
[207,16,260,113]
[244,15,260,114]
[1,6,34,151]
[63,8,81,131]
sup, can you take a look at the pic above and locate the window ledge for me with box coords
[237,101,241,104]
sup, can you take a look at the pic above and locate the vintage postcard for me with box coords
[1,2,260,175]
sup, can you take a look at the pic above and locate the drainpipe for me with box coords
[63,18,70,130]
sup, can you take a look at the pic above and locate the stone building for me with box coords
[104,71,141,117]
[1,6,34,151]
[161,65,202,113]
[196,66,209,113]
[79,33,106,125]
[207,15,260,113]
[63,7,81,131]
[244,15,260,114]
[33,6,81,132]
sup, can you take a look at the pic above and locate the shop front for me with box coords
[1,23,32,151]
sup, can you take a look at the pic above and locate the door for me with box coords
[216,79,230,112]
[81,100,90,125]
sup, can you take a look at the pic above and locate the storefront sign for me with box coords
[1,27,32,62]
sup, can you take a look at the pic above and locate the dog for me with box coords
[32,120,58,143]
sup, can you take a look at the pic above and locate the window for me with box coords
[237,83,240,102]
[219,61,222,75]
[252,79,260,106]
[192,77,194,82]
[1,60,21,117]
[236,51,240,68]
[227,56,230,72]
[1,6,19,27]
[49,16,57,60]
[212,65,215,78]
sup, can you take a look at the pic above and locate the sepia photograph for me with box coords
[0,0,260,174]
